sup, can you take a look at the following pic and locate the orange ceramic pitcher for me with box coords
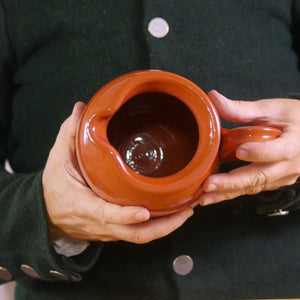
[76,70,281,216]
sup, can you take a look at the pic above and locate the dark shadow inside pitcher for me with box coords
[107,92,199,177]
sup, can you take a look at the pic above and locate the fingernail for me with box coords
[236,149,248,159]
[135,211,150,221]
[185,208,194,217]
[201,198,214,206]
[205,184,218,192]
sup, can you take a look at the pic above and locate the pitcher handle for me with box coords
[220,126,282,162]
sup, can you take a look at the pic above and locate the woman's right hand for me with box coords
[42,102,194,244]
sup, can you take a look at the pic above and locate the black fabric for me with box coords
[1,1,300,299]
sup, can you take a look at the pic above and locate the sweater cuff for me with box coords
[52,237,90,257]
[256,185,300,216]
[0,171,102,284]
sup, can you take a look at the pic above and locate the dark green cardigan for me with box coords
[1,1,300,299]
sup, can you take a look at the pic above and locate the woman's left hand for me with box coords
[198,91,300,206]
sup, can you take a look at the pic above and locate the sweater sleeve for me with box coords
[252,0,300,216]
[0,1,102,284]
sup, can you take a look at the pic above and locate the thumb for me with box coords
[208,90,262,124]
[56,102,86,146]
[48,102,86,162]
[208,91,284,162]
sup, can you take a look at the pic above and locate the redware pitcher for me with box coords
[76,70,281,216]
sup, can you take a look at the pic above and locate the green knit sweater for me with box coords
[1,1,300,299]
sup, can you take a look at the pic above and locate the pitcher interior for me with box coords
[107,92,199,177]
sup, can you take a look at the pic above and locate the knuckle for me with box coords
[256,148,267,161]
[96,206,109,225]
[245,169,268,195]
[223,181,237,192]
[255,170,268,186]
[132,231,152,244]
[97,202,116,225]
[245,185,262,195]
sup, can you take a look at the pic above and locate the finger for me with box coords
[199,173,299,206]
[56,101,86,147]
[202,163,269,194]
[199,165,267,206]
[266,178,298,191]
[208,90,273,125]
[75,191,151,225]
[73,232,119,242]
[69,101,86,138]
[236,132,300,162]
[96,235,119,242]
[198,190,242,206]
[112,207,194,244]
[71,101,86,123]
[203,160,300,193]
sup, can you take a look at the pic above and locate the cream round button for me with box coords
[20,264,40,278]
[172,255,194,276]
[148,17,169,38]
[49,270,69,281]
[0,267,13,281]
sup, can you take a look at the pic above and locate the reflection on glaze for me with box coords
[122,133,164,175]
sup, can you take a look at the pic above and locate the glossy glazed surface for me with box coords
[76,70,220,215]
[220,126,282,162]
[76,70,281,216]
